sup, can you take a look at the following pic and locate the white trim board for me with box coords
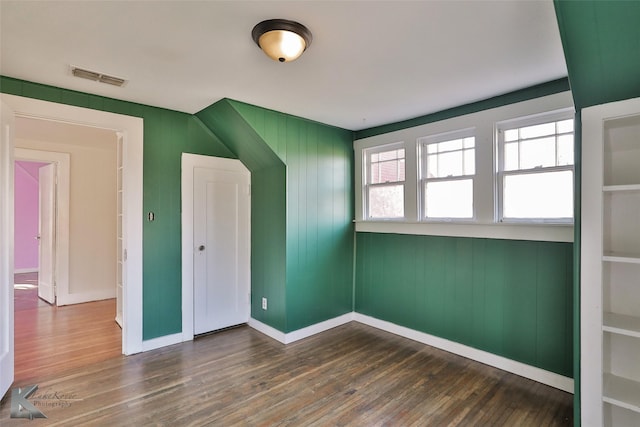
[249,313,354,345]
[142,332,183,352]
[248,312,573,393]
[13,268,38,274]
[57,289,116,306]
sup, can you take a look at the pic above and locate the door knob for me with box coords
[198,245,205,251]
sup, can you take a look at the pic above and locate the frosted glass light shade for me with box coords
[252,19,312,63]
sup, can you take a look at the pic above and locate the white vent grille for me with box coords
[71,66,126,87]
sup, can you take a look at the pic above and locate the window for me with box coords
[419,131,475,219]
[497,111,574,222]
[364,144,405,219]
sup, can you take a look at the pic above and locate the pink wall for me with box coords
[14,161,48,271]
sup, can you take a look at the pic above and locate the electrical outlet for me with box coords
[262,297,267,310]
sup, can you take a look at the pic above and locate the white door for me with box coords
[0,100,15,399]
[193,166,250,335]
[38,163,56,304]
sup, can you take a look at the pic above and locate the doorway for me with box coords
[181,153,251,340]
[11,121,123,380]
[1,93,144,359]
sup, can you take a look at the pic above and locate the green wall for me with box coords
[554,1,640,110]
[1,76,236,340]
[356,232,573,377]
[197,100,355,332]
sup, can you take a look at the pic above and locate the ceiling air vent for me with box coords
[71,66,126,87]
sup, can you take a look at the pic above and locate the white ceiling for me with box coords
[0,1,568,131]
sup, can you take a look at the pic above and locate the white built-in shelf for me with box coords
[603,312,640,338]
[603,252,640,264]
[603,184,640,192]
[603,374,640,414]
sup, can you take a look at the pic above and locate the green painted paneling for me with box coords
[249,165,287,331]
[227,101,354,332]
[1,76,236,340]
[355,232,573,377]
[554,1,640,110]
[355,78,570,139]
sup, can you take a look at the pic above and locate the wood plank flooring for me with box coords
[12,274,122,384]
[1,319,572,426]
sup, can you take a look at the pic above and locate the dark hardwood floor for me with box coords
[1,315,573,426]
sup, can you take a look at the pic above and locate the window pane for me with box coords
[369,148,405,184]
[520,122,555,139]
[557,119,574,134]
[438,150,463,177]
[379,160,399,182]
[464,149,475,175]
[370,163,380,183]
[520,137,555,169]
[463,137,475,148]
[504,129,519,142]
[427,143,437,154]
[427,154,438,178]
[368,185,404,218]
[425,179,473,218]
[503,171,573,219]
[379,149,402,161]
[398,158,405,181]
[504,142,519,171]
[557,134,574,166]
[438,139,462,153]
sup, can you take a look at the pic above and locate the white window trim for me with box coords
[353,91,575,242]
[418,128,476,221]
[495,108,575,224]
[362,141,406,221]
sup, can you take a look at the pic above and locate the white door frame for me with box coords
[15,149,70,306]
[1,94,144,355]
[0,100,15,399]
[181,153,251,341]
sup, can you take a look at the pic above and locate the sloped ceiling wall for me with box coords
[555,1,640,109]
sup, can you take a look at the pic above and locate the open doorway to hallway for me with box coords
[12,117,123,382]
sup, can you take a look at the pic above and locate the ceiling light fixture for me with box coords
[251,19,312,63]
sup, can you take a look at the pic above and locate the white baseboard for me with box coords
[13,268,38,274]
[249,312,354,344]
[142,332,183,352]
[115,314,123,329]
[57,288,116,306]
[353,313,574,393]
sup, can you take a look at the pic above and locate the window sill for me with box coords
[355,220,573,242]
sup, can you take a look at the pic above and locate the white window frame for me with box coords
[362,142,406,221]
[418,128,476,221]
[495,108,575,224]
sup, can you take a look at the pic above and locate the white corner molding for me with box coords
[353,313,574,393]
[249,313,354,344]
[142,332,184,352]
